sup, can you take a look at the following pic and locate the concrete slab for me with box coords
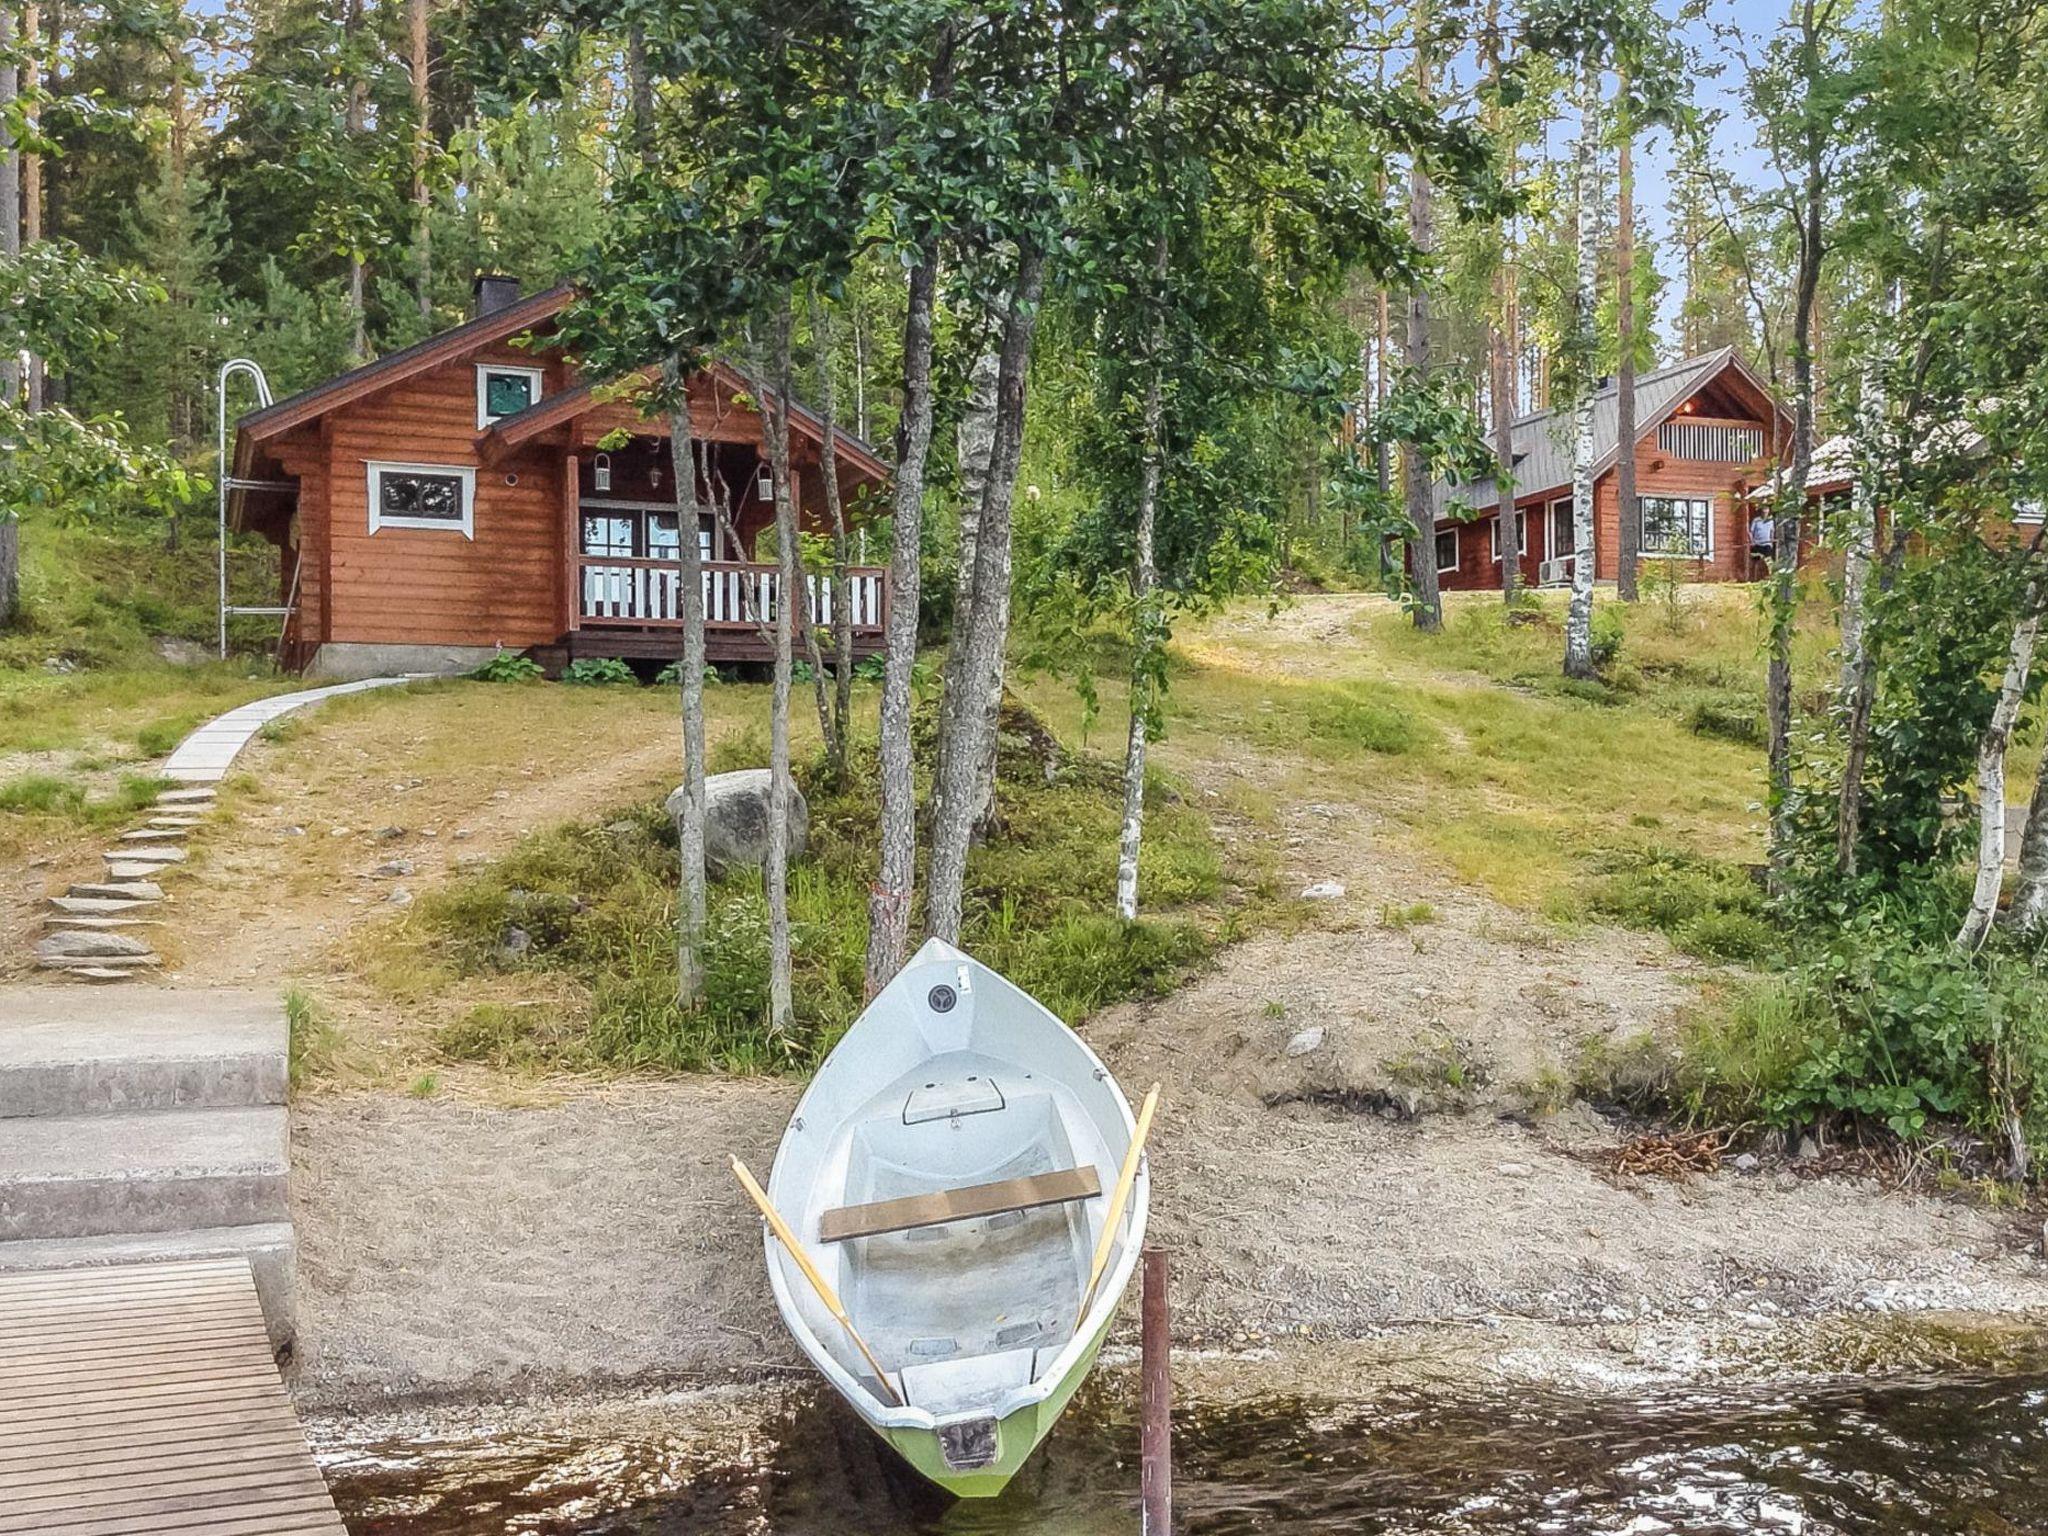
[67,881,164,901]
[103,845,186,865]
[43,915,161,932]
[0,988,285,1116]
[49,896,159,917]
[0,1223,298,1347]
[156,787,217,805]
[118,828,188,843]
[0,1105,288,1240]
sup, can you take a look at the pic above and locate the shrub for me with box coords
[0,773,86,815]
[653,661,720,687]
[1581,845,1770,963]
[471,652,545,683]
[562,656,635,686]
[1588,604,1625,671]
[1685,692,1762,745]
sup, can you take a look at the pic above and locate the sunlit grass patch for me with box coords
[0,770,174,827]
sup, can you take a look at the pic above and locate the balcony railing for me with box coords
[576,556,889,633]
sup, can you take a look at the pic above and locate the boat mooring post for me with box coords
[1140,1245,1172,1535]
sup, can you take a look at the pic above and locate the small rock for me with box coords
[374,826,406,841]
[1496,1161,1533,1178]
[499,925,532,959]
[1282,1026,1326,1058]
[1734,1152,1760,1172]
[371,858,415,878]
[387,887,414,908]
[1791,1133,1820,1163]
[453,828,474,840]
[330,827,352,838]
[491,790,510,801]
[1298,880,1346,901]
[455,854,488,871]
[283,826,305,837]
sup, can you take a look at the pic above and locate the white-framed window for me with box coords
[476,363,545,428]
[1639,494,1714,558]
[1490,510,1528,562]
[1435,528,1460,574]
[367,461,476,538]
[1549,499,1576,556]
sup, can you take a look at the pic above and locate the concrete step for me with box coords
[43,914,161,933]
[104,861,177,882]
[48,895,158,917]
[146,816,206,829]
[68,880,165,902]
[118,828,188,844]
[156,787,217,806]
[0,990,285,1116]
[38,953,160,974]
[54,967,143,984]
[0,1224,296,1349]
[103,845,186,865]
[0,1106,288,1241]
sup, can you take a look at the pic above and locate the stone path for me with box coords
[32,676,410,982]
[162,675,412,784]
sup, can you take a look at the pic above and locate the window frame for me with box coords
[1548,498,1576,557]
[367,460,476,538]
[1638,494,1715,560]
[1435,527,1461,575]
[1489,509,1528,563]
[475,363,546,429]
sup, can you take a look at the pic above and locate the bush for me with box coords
[562,656,635,686]
[1588,604,1625,671]
[1685,692,1762,744]
[471,652,545,683]
[1580,845,1770,963]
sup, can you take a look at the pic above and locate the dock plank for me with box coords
[0,1259,343,1534]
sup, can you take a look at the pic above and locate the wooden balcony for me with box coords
[569,556,889,664]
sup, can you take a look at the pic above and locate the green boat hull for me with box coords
[876,1316,1111,1498]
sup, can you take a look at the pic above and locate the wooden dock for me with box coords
[0,1258,343,1534]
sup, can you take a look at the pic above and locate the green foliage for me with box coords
[1580,845,1773,964]
[561,656,635,686]
[470,652,546,683]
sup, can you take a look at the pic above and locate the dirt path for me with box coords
[286,598,2048,1409]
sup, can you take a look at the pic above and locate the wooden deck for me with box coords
[0,1259,343,1534]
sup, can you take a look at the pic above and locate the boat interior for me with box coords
[814,1053,1113,1419]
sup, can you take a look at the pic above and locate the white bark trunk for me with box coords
[1562,63,1600,680]
[665,365,708,1008]
[1117,237,1169,922]
[2006,719,2048,938]
[1,3,22,404]
[863,252,939,996]
[1958,588,2040,951]
[763,312,799,1035]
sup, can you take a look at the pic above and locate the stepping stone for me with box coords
[147,815,206,829]
[103,846,185,865]
[38,931,156,964]
[43,915,159,932]
[48,896,158,917]
[68,881,164,902]
[38,953,159,974]
[156,788,217,806]
[54,966,144,984]
[118,828,187,844]
[104,862,176,882]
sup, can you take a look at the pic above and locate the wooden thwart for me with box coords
[819,1166,1103,1244]
[0,1259,344,1535]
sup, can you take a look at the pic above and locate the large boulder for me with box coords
[667,768,810,880]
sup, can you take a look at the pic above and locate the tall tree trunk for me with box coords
[21,0,40,412]
[1563,61,1601,680]
[925,246,1047,944]
[2005,705,2048,940]
[935,343,1000,809]
[626,25,655,166]
[1958,572,2043,951]
[814,300,854,772]
[409,0,431,321]
[1833,346,1885,875]
[0,1,19,406]
[763,304,799,1037]
[665,363,708,1008]
[1614,90,1640,602]
[863,246,940,995]
[343,0,368,363]
[1400,21,1440,631]
[1117,228,1170,922]
[1485,0,1516,605]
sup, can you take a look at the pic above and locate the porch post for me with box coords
[562,452,580,634]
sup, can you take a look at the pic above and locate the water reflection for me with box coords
[325,1371,2048,1534]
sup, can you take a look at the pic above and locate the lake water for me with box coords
[322,1367,2047,1534]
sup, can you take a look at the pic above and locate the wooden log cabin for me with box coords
[1431,347,1791,591]
[226,276,892,678]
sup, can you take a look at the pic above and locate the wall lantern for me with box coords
[594,452,612,493]
[757,465,775,502]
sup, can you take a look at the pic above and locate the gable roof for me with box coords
[1436,346,1784,521]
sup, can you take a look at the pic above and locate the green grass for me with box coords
[384,700,1242,1076]
[0,771,174,827]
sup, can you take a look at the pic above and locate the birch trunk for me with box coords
[814,301,854,774]
[863,248,940,996]
[1614,95,1640,603]
[1400,25,1440,631]
[794,462,839,754]
[925,247,1047,944]
[1117,232,1170,922]
[1490,270,1516,602]
[763,308,799,1036]
[1833,352,1884,875]
[0,2,18,405]
[2005,716,2048,939]
[665,365,708,1007]
[409,0,431,321]
[1957,580,2041,951]
[20,0,40,411]
[1562,62,1601,680]
[932,343,1001,831]
[343,0,368,363]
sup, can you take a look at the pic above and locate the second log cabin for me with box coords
[227,275,892,679]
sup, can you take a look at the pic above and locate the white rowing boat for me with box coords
[751,936,1152,1497]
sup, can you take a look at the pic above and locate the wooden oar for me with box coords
[1074,1082,1161,1329]
[730,1155,904,1406]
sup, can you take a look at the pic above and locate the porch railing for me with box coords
[577,556,889,632]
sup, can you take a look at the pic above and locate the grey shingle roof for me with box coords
[1435,347,1744,523]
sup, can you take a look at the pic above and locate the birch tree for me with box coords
[408,0,432,320]
[1,1,19,405]
[761,307,800,1035]
[1401,7,1443,632]
[1561,58,1601,679]
[1958,551,2044,951]
[1612,72,1640,602]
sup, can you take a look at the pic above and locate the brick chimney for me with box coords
[472,273,522,319]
